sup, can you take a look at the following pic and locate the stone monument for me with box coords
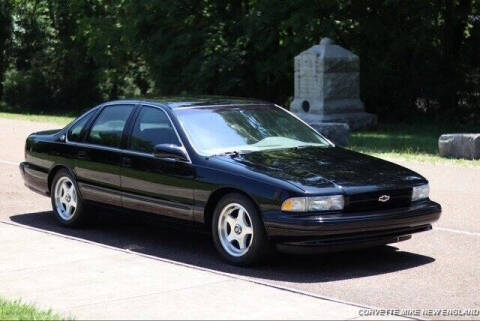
[290,38,376,130]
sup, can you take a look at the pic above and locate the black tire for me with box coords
[212,193,271,266]
[50,168,88,227]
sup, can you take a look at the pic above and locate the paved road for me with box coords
[2,222,379,320]
[1,118,479,319]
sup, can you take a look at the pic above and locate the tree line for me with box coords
[0,0,479,123]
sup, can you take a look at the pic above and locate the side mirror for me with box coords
[153,144,188,162]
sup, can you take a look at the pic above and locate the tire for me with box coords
[50,168,88,227]
[212,193,271,266]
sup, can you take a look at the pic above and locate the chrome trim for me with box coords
[177,103,270,110]
[378,195,391,202]
[65,103,192,164]
[67,140,122,152]
[123,149,190,164]
[67,139,191,164]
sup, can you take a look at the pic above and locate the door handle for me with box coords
[122,157,132,167]
[77,150,87,159]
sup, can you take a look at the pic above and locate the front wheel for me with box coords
[212,193,270,266]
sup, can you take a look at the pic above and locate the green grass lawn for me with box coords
[0,111,478,167]
[0,112,74,125]
[0,298,67,320]
[350,123,480,167]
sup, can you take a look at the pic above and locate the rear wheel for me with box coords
[51,169,88,227]
[212,193,270,266]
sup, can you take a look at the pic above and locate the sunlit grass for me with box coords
[0,112,73,126]
[350,123,480,167]
[0,298,70,320]
[359,151,480,167]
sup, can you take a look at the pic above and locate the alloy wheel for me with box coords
[218,203,254,257]
[54,176,78,220]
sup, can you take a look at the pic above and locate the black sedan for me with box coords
[20,97,441,266]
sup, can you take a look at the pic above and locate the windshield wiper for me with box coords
[293,144,329,150]
[210,150,251,158]
[293,145,313,150]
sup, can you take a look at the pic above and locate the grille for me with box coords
[344,188,412,212]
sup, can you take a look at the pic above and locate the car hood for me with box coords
[218,147,426,193]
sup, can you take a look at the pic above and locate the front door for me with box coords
[120,106,195,220]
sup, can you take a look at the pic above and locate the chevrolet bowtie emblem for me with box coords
[378,195,390,202]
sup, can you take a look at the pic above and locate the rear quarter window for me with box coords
[67,109,97,142]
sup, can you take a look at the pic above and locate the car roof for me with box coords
[103,96,271,110]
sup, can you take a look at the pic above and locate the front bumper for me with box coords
[263,200,441,254]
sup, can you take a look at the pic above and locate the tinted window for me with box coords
[175,105,329,156]
[68,111,94,142]
[129,107,180,153]
[87,105,134,148]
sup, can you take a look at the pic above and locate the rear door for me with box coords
[120,105,195,221]
[73,104,135,206]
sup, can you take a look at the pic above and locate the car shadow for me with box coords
[9,210,435,283]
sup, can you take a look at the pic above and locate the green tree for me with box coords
[0,0,13,99]
[1,0,479,123]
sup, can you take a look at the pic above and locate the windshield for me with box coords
[175,105,331,156]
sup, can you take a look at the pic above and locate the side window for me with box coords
[129,107,180,153]
[87,105,134,148]
[68,111,94,142]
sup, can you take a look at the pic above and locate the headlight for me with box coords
[281,195,344,212]
[412,184,429,201]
